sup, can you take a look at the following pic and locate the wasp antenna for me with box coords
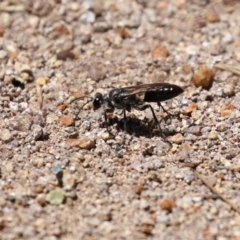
[74,96,93,120]
[67,94,89,104]
[79,97,93,110]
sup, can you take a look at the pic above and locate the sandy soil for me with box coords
[1,0,240,239]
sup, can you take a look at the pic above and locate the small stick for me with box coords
[195,171,240,214]
[227,166,240,171]
[215,63,240,75]
[0,4,25,12]
[36,83,43,109]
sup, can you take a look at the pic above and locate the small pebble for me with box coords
[214,88,223,97]
[31,124,43,141]
[183,102,197,116]
[56,50,75,61]
[63,171,76,191]
[0,218,5,230]
[222,32,233,44]
[185,125,201,136]
[66,2,80,11]
[37,195,46,206]
[52,165,63,175]
[27,16,40,28]
[36,77,49,86]
[9,102,18,111]
[101,132,110,141]
[220,105,235,117]
[46,189,66,205]
[134,184,143,195]
[66,136,96,150]
[69,166,76,173]
[93,22,112,33]
[146,171,162,183]
[192,66,215,88]
[17,169,29,179]
[0,129,13,142]
[0,27,4,37]
[140,199,150,210]
[115,27,131,39]
[80,11,96,24]
[0,50,7,59]
[31,157,44,167]
[5,162,14,172]
[140,224,152,235]
[160,199,176,212]
[191,110,203,121]
[151,45,169,60]
[34,185,44,194]
[170,133,184,144]
[207,131,218,140]
[59,115,74,127]
[207,12,220,23]
[182,64,192,74]
[3,75,12,84]
[167,30,183,44]
[78,136,96,149]
[157,212,169,223]
[223,84,235,97]
[216,122,227,132]
[144,8,157,23]
[46,113,59,124]
[143,156,163,170]
[56,104,68,112]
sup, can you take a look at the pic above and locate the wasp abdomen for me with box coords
[143,85,183,102]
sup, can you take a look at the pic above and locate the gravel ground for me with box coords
[1,0,240,239]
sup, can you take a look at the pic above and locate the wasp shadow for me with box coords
[106,115,177,138]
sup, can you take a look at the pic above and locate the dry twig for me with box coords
[0,2,25,12]
[36,83,43,109]
[215,63,240,75]
[195,171,240,214]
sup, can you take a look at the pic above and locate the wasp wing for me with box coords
[118,83,171,96]
[118,83,183,102]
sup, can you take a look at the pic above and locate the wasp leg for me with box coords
[157,102,181,126]
[133,104,171,144]
[133,104,163,135]
[103,108,114,134]
[123,109,127,133]
[73,98,93,121]
[157,102,181,118]
[157,102,175,119]
[121,109,128,144]
[157,102,169,114]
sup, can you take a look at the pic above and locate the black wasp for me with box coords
[92,83,183,139]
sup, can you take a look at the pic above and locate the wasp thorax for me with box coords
[93,92,104,110]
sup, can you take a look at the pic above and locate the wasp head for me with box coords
[93,92,104,110]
